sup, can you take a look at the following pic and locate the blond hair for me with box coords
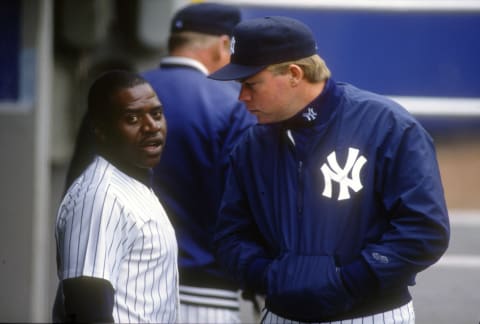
[267,54,331,83]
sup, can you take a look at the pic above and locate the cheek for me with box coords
[109,125,138,145]
[268,76,289,94]
[262,84,289,108]
[160,119,167,134]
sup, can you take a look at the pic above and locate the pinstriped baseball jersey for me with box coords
[56,156,179,323]
[261,301,415,324]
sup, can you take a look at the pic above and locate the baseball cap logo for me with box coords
[230,36,236,54]
[209,16,318,81]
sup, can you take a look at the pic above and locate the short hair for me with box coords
[87,70,148,125]
[267,54,331,83]
[168,31,222,53]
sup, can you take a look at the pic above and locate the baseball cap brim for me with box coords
[208,63,267,81]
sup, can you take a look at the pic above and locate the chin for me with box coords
[143,155,162,168]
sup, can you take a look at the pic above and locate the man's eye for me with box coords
[150,109,163,120]
[126,115,138,123]
[151,110,163,119]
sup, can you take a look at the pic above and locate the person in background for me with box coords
[142,3,257,323]
[53,70,178,323]
[209,16,450,323]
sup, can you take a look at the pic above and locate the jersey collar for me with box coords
[159,57,209,75]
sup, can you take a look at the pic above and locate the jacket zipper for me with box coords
[297,160,304,216]
[287,129,304,216]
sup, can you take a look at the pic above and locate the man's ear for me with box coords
[219,35,230,52]
[288,64,304,87]
[213,35,231,68]
[93,125,107,144]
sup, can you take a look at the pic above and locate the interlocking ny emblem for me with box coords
[230,37,236,54]
[320,148,366,200]
[302,107,317,121]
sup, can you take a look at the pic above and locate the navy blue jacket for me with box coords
[214,79,450,321]
[143,60,256,290]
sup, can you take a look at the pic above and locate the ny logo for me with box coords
[320,148,366,200]
[230,37,236,54]
[302,107,317,121]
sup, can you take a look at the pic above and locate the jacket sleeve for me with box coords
[217,102,256,198]
[343,121,450,298]
[214,154,272,294]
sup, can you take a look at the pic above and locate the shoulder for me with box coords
[338,82,422,132]
[336,84,434,160]
[143,65,205,84]
[105,166,168,225]
[60,157,130,216]
[64,157,112,197]
[143,67,240,103]
[231,124,278,157]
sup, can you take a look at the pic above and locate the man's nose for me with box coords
[143,114,161,132]
[238,86,250,102]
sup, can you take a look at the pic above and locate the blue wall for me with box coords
[0,0,21,101]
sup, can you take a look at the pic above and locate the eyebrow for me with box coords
[122,105,163,113]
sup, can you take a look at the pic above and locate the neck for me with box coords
[288,80,326,118]
[169,41,228,74]
[301,80,327,107]
[99,150,152,187]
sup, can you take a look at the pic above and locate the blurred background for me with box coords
[0,0,479,322]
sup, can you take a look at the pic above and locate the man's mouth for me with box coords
[140,138,164,154]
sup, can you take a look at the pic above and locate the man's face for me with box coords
[237,69,296,124]
[102,83,167,169]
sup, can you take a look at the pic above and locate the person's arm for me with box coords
[214,155,272,294]
[62,277,115,323]
[343,121,450,298]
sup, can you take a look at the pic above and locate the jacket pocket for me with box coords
[266,253,353,321]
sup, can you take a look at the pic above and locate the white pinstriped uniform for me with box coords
[178,286,242,323]
[55,156,179,323]
[261,301,415,324]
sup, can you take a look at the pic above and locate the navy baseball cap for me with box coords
[209,16,318,81]
[171,3,241,36]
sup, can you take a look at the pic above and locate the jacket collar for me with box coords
[159,56,209,75]
[282,78,341,130]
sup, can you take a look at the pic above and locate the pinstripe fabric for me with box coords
[179,303,242,324]
[178,285,241,323]
[56,156,179,323]
[261,301,415,324]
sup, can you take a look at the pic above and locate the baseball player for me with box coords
[142,3,257,323]
[209,16,450,323]
[53,71,178,323]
